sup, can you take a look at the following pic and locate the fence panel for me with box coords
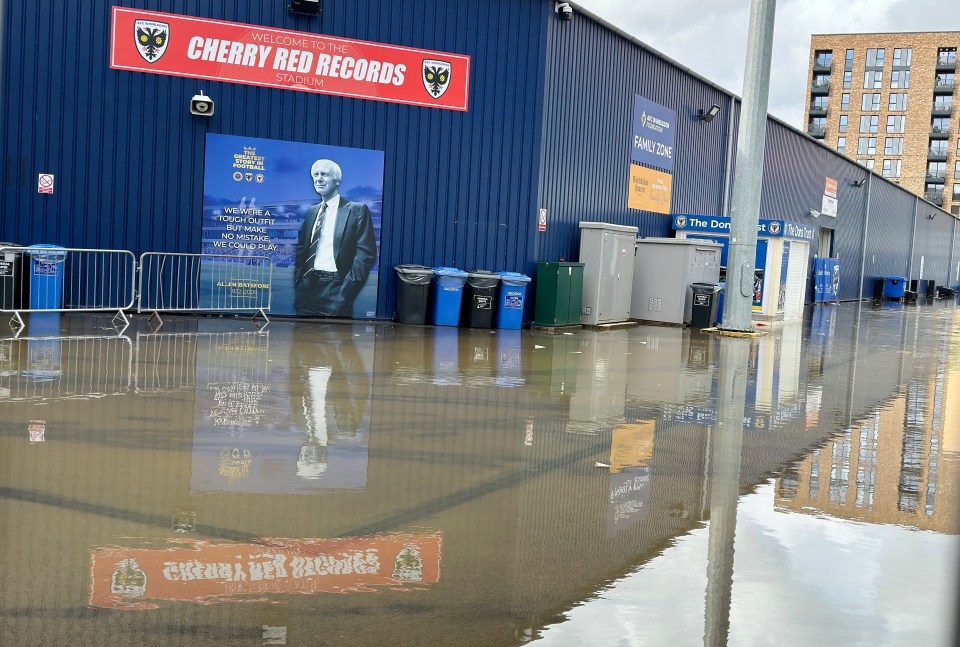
[0,246,136,315]
[138,253,272,320]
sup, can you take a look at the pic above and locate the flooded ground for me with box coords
[0,302,957,646]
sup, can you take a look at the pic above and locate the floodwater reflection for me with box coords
[0,305,957,646]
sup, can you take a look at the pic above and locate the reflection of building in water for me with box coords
[775,362,959,533]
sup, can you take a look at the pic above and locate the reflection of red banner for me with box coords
[90,534,442,610]
[110,7,470,111]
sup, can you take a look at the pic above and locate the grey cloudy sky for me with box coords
[573,0,959,129]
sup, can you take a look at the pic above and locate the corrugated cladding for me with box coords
[0,0,550,318]
[760,122,868,302]
[863,181,917,292]
[4,0,960,318]
[536,11,731,265]
[911,203,955,286]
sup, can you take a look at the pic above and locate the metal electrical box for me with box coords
[630,237,722,324]
[578,222,638,325]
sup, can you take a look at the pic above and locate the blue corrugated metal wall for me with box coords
[3,0,959,318]
[760,122,869,302]
[536,10,731,266]
[0,0,551,318]
[864,182,917,294]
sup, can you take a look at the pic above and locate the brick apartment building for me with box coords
[804,33,960,215]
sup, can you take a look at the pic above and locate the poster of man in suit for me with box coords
[201,134,384,318]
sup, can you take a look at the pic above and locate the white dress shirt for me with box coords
[313,194,340,272]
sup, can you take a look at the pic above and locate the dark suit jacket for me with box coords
[294,197,377,310]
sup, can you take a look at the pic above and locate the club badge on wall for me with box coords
[134,20,169,63]
[422,60,451,98]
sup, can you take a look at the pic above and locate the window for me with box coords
[859,115,879,133]
[811,96,829,110]
[933,117,951,133]
[934,95,954,111]
[860,159,875,170]
[936,73,955,88]
[888,93,908,111]
[893,48,912,67]
[843,71,852,88]
[837,137,847,153]
[927,162,946,180]
[862,93,881,110]
[891,70,910,88]
[886,116,905,133]
[857,137,877,154]
[929,140,947,156]
[866,48,885,66]
[839,115,848,133]
[813,73,831,89]
[882,160,901,178]
[863,70,883,88]
[885,137,903,155]
[845,48,855,69]
[952,205,960,216]
[809,117,826,133]
[841,93,850,110]
[955,161,960,179]
[938,47,957,65]
[815,50,833,67]
[926,182,944,193]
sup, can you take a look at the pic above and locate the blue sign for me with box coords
[813,257,841,302]
[632,96,676,172]
[672,214,816,241]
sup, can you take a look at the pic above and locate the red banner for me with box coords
[90,534,442,610]
[110,7,470,111]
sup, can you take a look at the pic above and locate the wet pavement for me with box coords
[0,301,958,646]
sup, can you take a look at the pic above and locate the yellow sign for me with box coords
[628,164,672,214]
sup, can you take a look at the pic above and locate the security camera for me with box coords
[555,2,573,21]
[190,91,215,117]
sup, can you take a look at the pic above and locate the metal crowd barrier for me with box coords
[0,246,137,332]
[0,247,272,333]
[138,253,272,329]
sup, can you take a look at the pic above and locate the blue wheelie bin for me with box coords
[25,245,67,309]
[430,267,468,326]
[495,272,531,330]
[883,276,906,300]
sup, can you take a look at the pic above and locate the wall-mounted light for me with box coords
[289,0,321,16]
[698,104,721,123]
[555,2,573,21]
[809,209,821,219]
[928,213,936,220]
[189,91,214,117]
[851,178,866,187]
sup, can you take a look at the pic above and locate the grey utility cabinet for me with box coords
[578,222,638,325]
[630,237,722,324]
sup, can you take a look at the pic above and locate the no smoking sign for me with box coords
[38,174,55,195]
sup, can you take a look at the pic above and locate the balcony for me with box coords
[807,124,826,138]
[926,171,946,183]
[936,57,956,72]
[813,60,833,73]
[810,80,831,95]
[928,148,948,161]
[925,191,944,206]
[808,104,827,117]
[933,79,955,94]
[931,103,953,117]
[930,125,951,139]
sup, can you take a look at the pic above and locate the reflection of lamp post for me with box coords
[704,336,750,646]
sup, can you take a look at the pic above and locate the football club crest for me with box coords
[134,20,169,63]
[422,60,452,98]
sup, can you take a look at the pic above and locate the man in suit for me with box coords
[294,159,377,317]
